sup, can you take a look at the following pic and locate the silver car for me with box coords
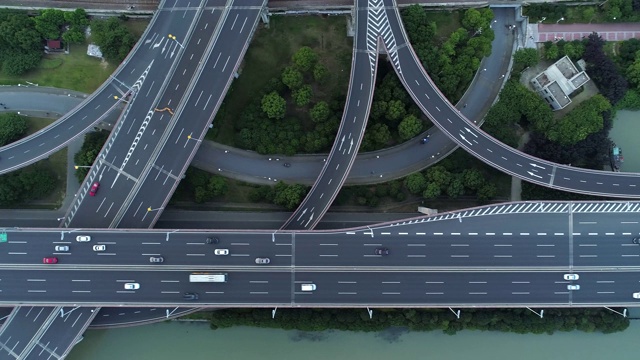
[255,257,270,264]
[54,245,69,252]
[93,244,106,252]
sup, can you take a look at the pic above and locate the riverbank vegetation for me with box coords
[197,308,629,335]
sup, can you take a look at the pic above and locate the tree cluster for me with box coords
[233,46,342,155]
[208,307,629,335]
[0,8,89,76]
[176,168,228,204]
[583,33,628,105]
[406,164,497,201]
[0,113,28,146]
[0,164,56,206]
[402,6,494,102]
[91,17,136,63]
[73,130,109,182]
[542,39,585,62]
[248,182,309,210]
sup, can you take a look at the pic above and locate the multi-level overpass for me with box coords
[2,201,640,307]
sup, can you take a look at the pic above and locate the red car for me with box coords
[89,182,100,196]
[43,257,58,264]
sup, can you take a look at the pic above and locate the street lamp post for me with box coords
[74,165,91,170]
[147,207,164,212]
[168,34,185,49]
[556,17,565,24]
[187,134,202,142]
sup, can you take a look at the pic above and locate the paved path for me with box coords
[534,23,640,42]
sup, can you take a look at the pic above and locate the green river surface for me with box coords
[610,110,640,173]
[68,319,639,360]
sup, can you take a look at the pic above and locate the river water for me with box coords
[68,319,639,360]
[610,110,640,173]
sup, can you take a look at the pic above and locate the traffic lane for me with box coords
[119,8,265,227]
[294,233,570,267]
[0,231,292,266]
[394,45,560,187]
[551,167,640,197]
[573,236,640,267]
[119,9,221,180]
[294,271,571,305]
[383,0,409,48]
[284,31,373,230]
[0,307,54,358]
[369,211,570,236]
[570,271,640,304]
[0,270,292,304]
[68,18,219,228]
[30,307,96,360]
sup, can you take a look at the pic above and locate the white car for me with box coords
[301,284,316,292]
[93,244,106,252]
[54,245,69,252]
[214,249,229,255]
[567,284,580,291]
[633,292,640,299]
[124,283,140,290]
[563,274,579,281]
[76,235,91,242]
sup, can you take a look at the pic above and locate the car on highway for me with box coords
[214,249,229,255]
[93,244,106,252]
[255,257,270,264]
[54,245,69,252]
[124,283,140,290]
[283,162,291,167]
[301,284,316,292]
[563,274,579,281]
[43,257,58,264]
[149,256,164,263]
[76,235,91,242]
[205,237,219,244]
[567,284,580,291]
[634,292,640,299]
[183,292,199,300]
[420,137,430,144]
[374,247,389,256]
[633,237,640,244]
[89,181,100,196]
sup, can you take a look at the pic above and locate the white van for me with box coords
[301,283,316,292]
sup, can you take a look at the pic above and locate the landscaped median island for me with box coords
[183,308,629,335]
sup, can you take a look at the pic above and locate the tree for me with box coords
[546,95,611,144]
[313,63,329,83]
[398,114,423,141]
[261,91,286,119]
[425,165,452,188]
[292,85,312,107]
[462,168,485,191]
[582,7,596,23]
[273,183,308,209]
[404,173,427,194]
[34,9,65,39]
[207,175,228,197]
[310,101,331,123]
[627,51,640,89]
[292,46,317,72]
[62,27,84,44]
[64,8,89,28]
[0,113,28,146]
[513,48,539,68]
[477,182,497,202]
[447,176,465,198]
[545,43,559,60]
[422,182,441,199]
[2,51,41,76]
[91,17,136,63]
[281,66,303,90]
[385,100,406,123]
[73,130,109,182]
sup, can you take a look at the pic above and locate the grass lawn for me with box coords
[0,43,117,93]
[427,11,462,40]
[210,15,353,145]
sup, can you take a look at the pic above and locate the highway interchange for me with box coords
[0,0,637,358]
